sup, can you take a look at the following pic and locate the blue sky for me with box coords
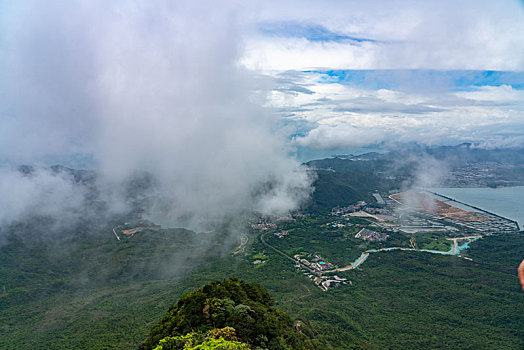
[314,70,524,91]
[239,1,524,156]
[258,22,376,43]
[1,0,524,167]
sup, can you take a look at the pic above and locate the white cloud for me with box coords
[0,1,314,230]
[294,124,385,150]
[243,0,524,71]
[284,73,524,150]
[455,85,524,103]
[241,37,380,71]
[0,167,89,226]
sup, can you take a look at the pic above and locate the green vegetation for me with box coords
[2,151,524,349]
[0,224,240,349]
[234,233,524,349]
[1,219,523,349]
[142,278,328,350]
[306,158,392,211]
[152,327,249,349]
[417,234,451,251]
[264,214,409,267]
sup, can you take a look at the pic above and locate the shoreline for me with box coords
[427,187,523,231]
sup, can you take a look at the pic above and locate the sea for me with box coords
[429,186,524,229]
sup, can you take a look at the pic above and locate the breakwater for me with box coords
[427,190,520,230]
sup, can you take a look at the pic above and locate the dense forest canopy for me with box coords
[141,278,329,350]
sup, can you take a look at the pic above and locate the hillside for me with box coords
[1,211,523,349]
[306,144,524,211]
[2,146,524,349]
[141,277,329,350]
[0,222,240,349]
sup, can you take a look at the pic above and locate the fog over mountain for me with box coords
[0,1,313,230]
[1,0,523,232]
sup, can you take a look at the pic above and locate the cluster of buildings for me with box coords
[327,221,347,228]
[302,273,349,291]
[449,212,519,233]
[273,231,289,239]
[355,228,389,242]
[319,275,350,291]
[363,207,390,215]
[331,201,367,215]
[293,255,349,291]
[389,191,520,234]
[249,213,302,232]
[294,253,336,272]
[276,215,296,222]
[448,162,524,187]
[250,222,277,231]
[331,201,398,224]
[389,208,456,234]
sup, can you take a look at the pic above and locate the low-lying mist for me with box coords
[0,1,314,238]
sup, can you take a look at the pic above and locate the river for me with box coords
[337,237,481,271]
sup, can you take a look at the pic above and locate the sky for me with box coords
[0,0,314,229]
[2,0,524,165]
[241,0,524,158]
[0,0,523,228]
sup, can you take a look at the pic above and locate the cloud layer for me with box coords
[1,0,523,229]
[0,1,313,229]
[241,1,524,154]
[243,0,524,71]
[271,71,524,151]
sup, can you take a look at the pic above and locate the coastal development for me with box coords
[389,191,519,233]
[255,189,520,291]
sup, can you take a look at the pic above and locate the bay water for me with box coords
[430,186,524,229]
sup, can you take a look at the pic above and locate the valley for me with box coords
[1,146,524,349]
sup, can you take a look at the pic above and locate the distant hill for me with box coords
[386,143,524,165]
[306,158,387,210]
[306,144,524,211]
[16,164,97,184]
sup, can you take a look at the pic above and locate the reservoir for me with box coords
[429,186,524,229]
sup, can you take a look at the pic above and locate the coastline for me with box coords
[428,186,524,230]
